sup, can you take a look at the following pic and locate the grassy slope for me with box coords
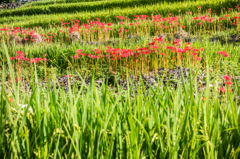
[0,0,238,29]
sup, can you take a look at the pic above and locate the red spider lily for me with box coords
[234,16,239,19]
[65,75,72,78]
[107,23,112,26]
[94,48,102,54]
[72,55,79,59]
[23,58,30,61]
[14,27,20,30]
[217,51,227,55]
[148,42,156,46]
[77,53,86,56]
[10,57,15,60]
[219,87,226,93]
[15,77,22,83]
[30,58,43,63]
[115,16,125,20]
[187,11,192,14]
[176,48,186,54]
[9,98,13,103]
[219,17,225,21]
[76,49,83,53]
[173,39,181,43]
[223,53,229,57]
[198,22,203,25]
[154,36,164,42]
[198,6,202,8]
[139,15,148,20]
[226,81,233,85]
[16,51,24,55]
[184,45,194,51]
[195,57,201,61]
[224,14,230,17]
[88,54,99,59]
[150,45,159,49]
[223,75,231,81]
[191,52,199,56]
[15,55,25,60]
[193,17,200,20]
[0,27,9,31]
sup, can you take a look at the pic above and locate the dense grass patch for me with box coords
[0,0,213,17]
[0,1,240,158]
[0,0,239,29]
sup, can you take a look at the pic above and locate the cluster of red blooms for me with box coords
[0,27,49,42]
[223,75,233,86]
[10,51,48,64]
[152,15,180,28]
[71,36,205,63]
[1,7,239,44]
[217,51,229,57]
[219,75,233,93]
[187,6,240,25]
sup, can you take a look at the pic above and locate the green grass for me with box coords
[20,0,107,7]
[0,0,240,158]
[0,42,240,158]
[0,0,200,17]
[0,0,239,29]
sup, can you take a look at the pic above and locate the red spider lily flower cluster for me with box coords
[65,75,72,78]
[219,87,226,93]
[71,33,205,66]
[223,75,233,86]
[10,51,48,64]
[217,51,229,57]
[72,49,86,59]
[1,9,240,45]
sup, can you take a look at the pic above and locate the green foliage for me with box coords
[0,43,240,157]
[20,0,107,7]
[0,0,239,29]
[0,0,197,17]
[0,0,240,157]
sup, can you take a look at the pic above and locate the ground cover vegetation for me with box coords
[0,0,239,28]
[0,0,240,158]
[0,0,198,17]
[20,0,107,7]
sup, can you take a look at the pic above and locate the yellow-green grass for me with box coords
[0,0,238,29]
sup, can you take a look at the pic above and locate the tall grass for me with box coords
[0,0,238,28]
[0,44,240,158]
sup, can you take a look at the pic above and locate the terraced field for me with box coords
[1,0,240,158]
